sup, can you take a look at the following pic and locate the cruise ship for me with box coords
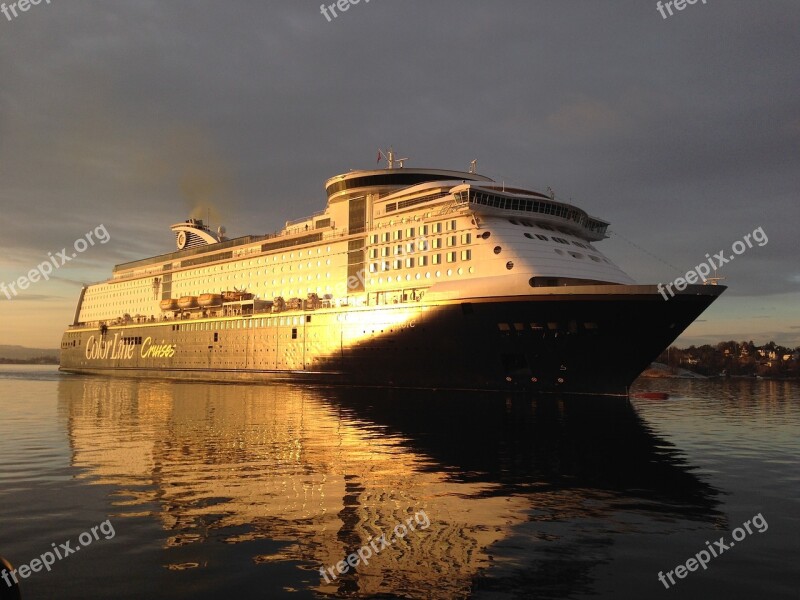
[60,154,725,394]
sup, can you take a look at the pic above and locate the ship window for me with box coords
[446,252,456,263]
[406,227,415,237]
[479,231,491,239]
[461,250,472,261]
[432,238,442,249]
[524,233,534,239]
[306,315,311,323]
[393,259,402,269]
[214,332,219,342]
[446,235,456,247]
[498,323,511,331]
[395,244,403,255]
[536,234,548,241]
[420,225,428,235]
[419,256,428,267]
[370,234,378,244]
[406,257,414,268]
[381,232,390,242]
[590,255,602,262]
[569,252,584,259]
[461,233,471,244]
[555,249,565,255]
[432,254,441,265]
[493,246,502,254]
[381,247,390,257]
[506,261,514,270]
[433,222,442,234]
[394,230,403,240]
[291,328,298,339]
[406,242,415,253]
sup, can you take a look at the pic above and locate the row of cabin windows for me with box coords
[170,315,311,332]
[369,250,472,272]
[369,220,458,244]
[368,234,471,258]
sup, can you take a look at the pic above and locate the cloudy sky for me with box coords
[0,0,797,349]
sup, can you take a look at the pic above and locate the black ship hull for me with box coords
[60,284,724,395]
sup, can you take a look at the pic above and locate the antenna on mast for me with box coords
[384,147,408,169]
[469,159,477,174]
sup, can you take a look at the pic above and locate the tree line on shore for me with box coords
[657,341,800,378]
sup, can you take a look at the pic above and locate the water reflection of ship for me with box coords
[57,378,720,599]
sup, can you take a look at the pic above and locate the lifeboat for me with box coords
[198,293,223,307]
[222,289,253,302]
[159,298,178,311]
[177,296,198,309]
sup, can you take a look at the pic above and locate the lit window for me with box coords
[461,250,471,261]
[432,254,442,265]
[447,236,456,247]
[405,257,414,268]
[432,238,442,249]
[419,256,428,267]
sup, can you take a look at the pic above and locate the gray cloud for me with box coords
[0,0,798,344]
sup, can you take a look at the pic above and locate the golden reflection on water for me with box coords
[57,377,533,598]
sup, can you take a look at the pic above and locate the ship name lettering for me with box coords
[84,333,134,361]
[140,337,176,358]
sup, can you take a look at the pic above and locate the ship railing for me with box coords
[285,210,327,227]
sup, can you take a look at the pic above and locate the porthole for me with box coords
[493,246,502,254]
[480,231,491,239]
[506,261,514,270]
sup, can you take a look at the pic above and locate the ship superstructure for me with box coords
[60,157,724,394]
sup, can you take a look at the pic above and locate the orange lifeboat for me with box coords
[198,293,223,307]
[159,298,178,311]
[177,296,198,309]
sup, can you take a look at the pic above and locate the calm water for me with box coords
[0,366,798,599]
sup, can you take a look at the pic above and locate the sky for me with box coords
[0,0,797,349]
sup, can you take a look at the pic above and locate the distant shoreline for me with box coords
[0,358,59,365]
